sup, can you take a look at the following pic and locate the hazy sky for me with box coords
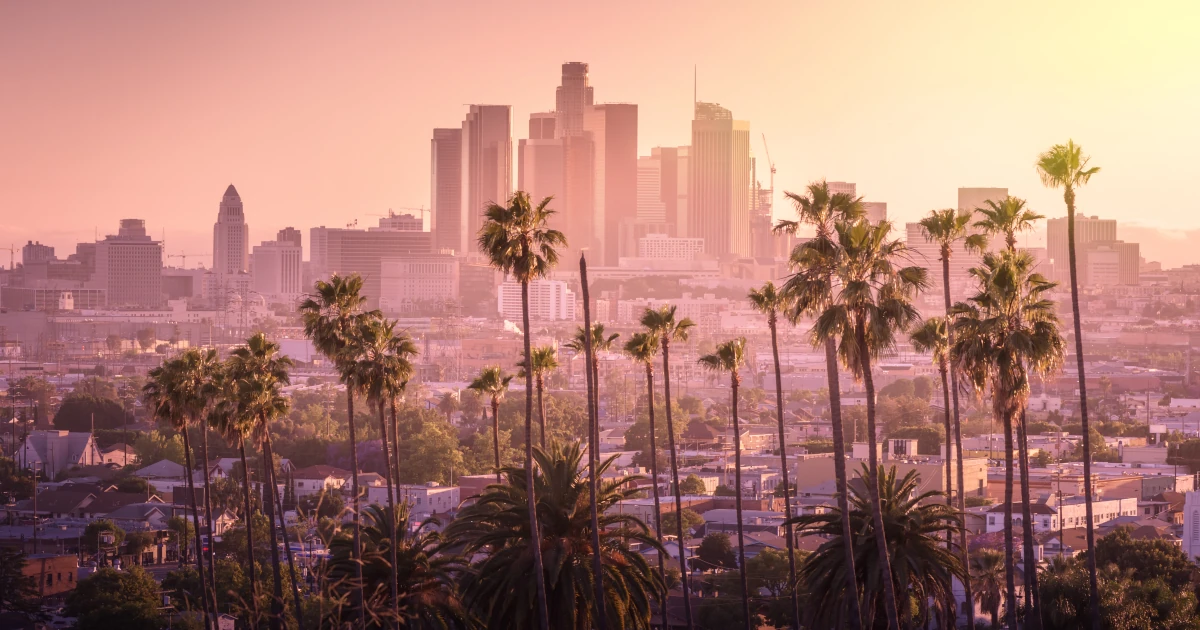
[3,1,1198,266]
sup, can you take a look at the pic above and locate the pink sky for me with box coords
[2,1,1198,266]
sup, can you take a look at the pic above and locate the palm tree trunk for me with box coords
[521,279,551,630]
[661,337,694,630]
[197,423,218,616]
[579,258,608,630]
[391,398,402,490]
[377,401,400,622]
[644,363,668,630]
[731,373,751,630]
[491,399,501,483]
[825,337,863,629]
[856,321,901,630]
[1018,410,1041,630]
[943,253,974,630]
[260,435,285,630]
[180,426,214,630]
[769,316,799,630]
[938,361,955,630]
[1066,189,1101,630]
[1002,407,1018,630]
[238,441,259,627]
[346,390,366,630]
[266,434,305,630]
[537,375,547,448]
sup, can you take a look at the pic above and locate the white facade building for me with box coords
[985,496,1139,534]
[1183,491,1200,561]
[497,279,576,321]
[379,255,459,314]
[251,239,302,301]
[368,483,461,520]
[637,233,704,260]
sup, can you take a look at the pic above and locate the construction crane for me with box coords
[761,133,776,211]
[0,244,14,271]
[167,252,209,269]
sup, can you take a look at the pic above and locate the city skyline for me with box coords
[3,2,1200,266]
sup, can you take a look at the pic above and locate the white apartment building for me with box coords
[1183,491,1200,560]
[379,255,459,314]
[368,483,461,520]
[637,233,704,260]
[497,279,576,321]
[251,239,302,301]
[985,496,1138,534]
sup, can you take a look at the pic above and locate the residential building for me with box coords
[460,105,513,255]
[431,127,463,253]
[689,102,750,258]
[213,184,249,275]
[371,483,461,520]
[17,431,103,478]
[292,465,350,498]
[984,495,1138,534]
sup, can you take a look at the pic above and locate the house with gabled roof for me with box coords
[17,430,102,478]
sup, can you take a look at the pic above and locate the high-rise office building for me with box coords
[1046,215,1118,284]
[636,155,667,223]
[583,103,638,265]
[827,181,857,197]
[518,113,565,222]
[251,238,303,300]
[309,217,434,309]
[213,184,249,275]
[276,227,302,249]
[906,187,1008,307]
[689,102,750,258]
[863,202,888,223]
[93,219,163,308]
[22,241,54,266]
[431,128,463,253]
[555,62,594,139]
[460,106,512,256]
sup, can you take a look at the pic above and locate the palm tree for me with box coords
[325,504,469,629]
[436,391,460,423]
[448,441,664,629]
[1037,141,1101,629]
[300,273,378,626]
[970,550,1006,629]
[791,465,964,628]
[348,316,411,618]
[795,219,928,630]
[144,349,219,629]
[697,338,752,630]
[776,180,866,630]
[623,331,668,628]
[747,281,800,628]
[916,206,977,630]
[951,250,1066,630]
[639,305,697,630]
[227,334,300,628]
[517,345,559,447]
[208,363,261,627]
[467,367,514,482]
[972,193,1047,624]
[477,191,566,630]
[567,324,619,461]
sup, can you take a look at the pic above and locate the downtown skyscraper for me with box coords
[431,127,463,253]
[213,184,249,274]
[689,102,750,258]
[458,105,512,256]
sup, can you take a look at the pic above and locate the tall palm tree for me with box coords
[623,331,668,628]
[972,194,1046,624]
[300,273,378,626]
[467,367,513,482]
[348,316,411,618]
[790,465,965,629]
[477,191,566,630]
[951,250,1066,630]
[969,550,1006,629]
[325,504,470,629]
[448,441,664,629]
[567,324,619,462]
[639,305,696,630]
[436,391,460,423]
[916,207,978,630]
[776,180,866,630]
[144,349,219,629]
[228,334,300,629]
[796,219,928,630]
[747,281,800,628]
[1036,141,1101,629]
[517,345,559,447]
[698,337,752,630]
[208,363,261,627]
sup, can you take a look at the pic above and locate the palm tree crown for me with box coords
[1035,140,1101,207]
[477,191,567,283]
[974,196,1044,251]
